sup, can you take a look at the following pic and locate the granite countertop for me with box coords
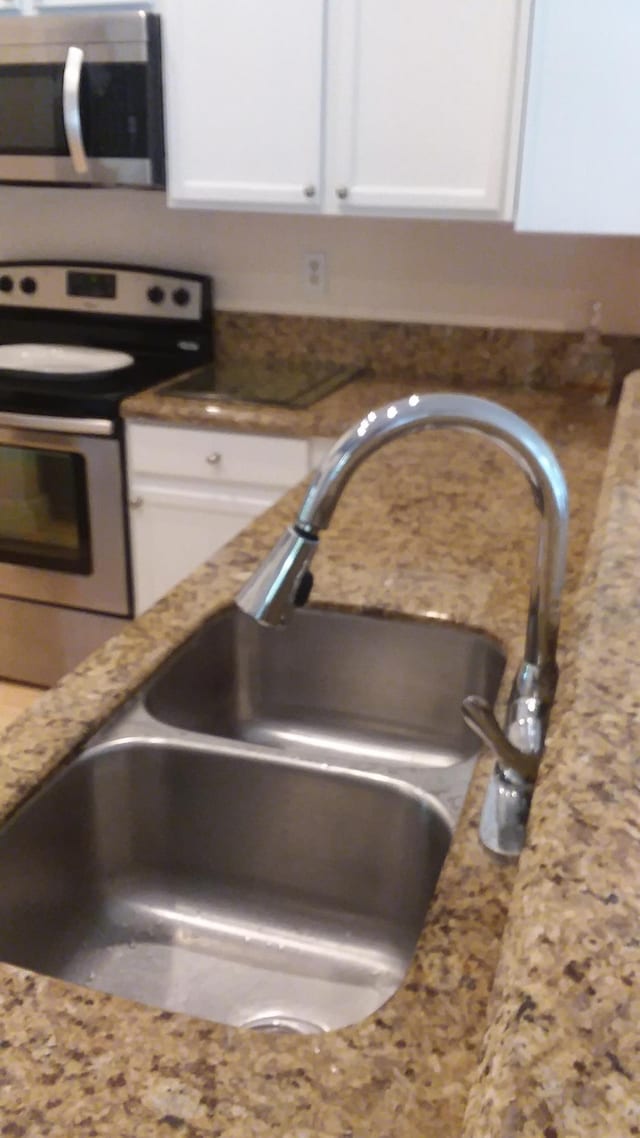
[121,363,446,439]
[1,368,637,1136]
[462,374,640,1138]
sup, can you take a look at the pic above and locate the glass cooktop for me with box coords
[163,358,365,409]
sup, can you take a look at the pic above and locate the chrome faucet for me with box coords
[236,393,569,857]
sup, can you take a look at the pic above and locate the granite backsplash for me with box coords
[215,311,637,403]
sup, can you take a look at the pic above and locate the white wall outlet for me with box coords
[302,251,327,295]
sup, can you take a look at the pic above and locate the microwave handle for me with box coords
[62,46,89,175]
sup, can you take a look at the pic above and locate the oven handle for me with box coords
[63,46,89,176]
[0,411,114,437]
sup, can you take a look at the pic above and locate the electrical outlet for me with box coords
[302,251,327,295]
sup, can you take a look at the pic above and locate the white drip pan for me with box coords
[0,343,134,375]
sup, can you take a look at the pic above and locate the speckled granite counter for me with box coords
[461,373,640,1138]
[0,368,635,1137]
[120,307,619,434]
[122,365,453,439]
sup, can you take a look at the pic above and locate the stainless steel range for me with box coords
[0,261,213,686]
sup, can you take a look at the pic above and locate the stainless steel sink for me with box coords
[143,606,506,769]
[0,605,506,1031]
[0,737,451,1032]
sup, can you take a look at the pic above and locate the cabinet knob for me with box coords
[335,186,349,200]
[206,451,222,465]
[129,496,144,509]
[303,184,316,198]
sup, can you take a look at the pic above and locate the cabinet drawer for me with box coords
[127,423,309,487]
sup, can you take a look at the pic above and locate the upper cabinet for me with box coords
[34,1,144,6]
[517,0,640,235]
[161,0,326,211]
[1,1,151,12]
[35,1,151,6]
[161,0,532,220]
[326,0,529,219]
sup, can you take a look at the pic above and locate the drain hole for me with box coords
[241,1014,323,1035]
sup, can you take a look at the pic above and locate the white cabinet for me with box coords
[35,1,147,7]
[161,0,531,220]
[516,0,640,235]
[126,422,314,614]
[127,483,270,616]
[326,0,530,219]
[162,0,326,211]
[1,1,151,11]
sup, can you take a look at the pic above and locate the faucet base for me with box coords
[479,764,532,858]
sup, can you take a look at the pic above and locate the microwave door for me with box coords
[0,57,96,185]
[0,56,154,187]
[0,61,67,173]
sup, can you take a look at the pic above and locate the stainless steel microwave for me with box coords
[0,10,165,189]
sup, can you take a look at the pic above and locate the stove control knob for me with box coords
[147,285,165,305]
[20,276,37,295]
[0,274,13,293]
[172,287,190,307]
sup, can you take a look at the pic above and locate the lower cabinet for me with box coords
[126,422,329,614]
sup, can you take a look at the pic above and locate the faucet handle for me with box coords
[461,695,540,782]
[462,695,543,858]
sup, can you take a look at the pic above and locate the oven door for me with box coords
[0,421,130,616]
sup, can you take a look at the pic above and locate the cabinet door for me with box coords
[128,481,278,614]
[35,0,147,6]
[516,0,640,235]
[326,0,530,219]
[162,0,326,211]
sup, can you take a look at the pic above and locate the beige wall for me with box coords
[2,185,639,332]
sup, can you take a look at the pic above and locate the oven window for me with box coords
[0,445,92,574]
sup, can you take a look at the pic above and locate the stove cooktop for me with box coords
[162,358,366,410]
[0,261,214,426]
[0,353,192,421]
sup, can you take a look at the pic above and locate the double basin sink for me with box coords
[0,606,505,1033]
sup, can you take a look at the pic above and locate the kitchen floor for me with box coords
[0,681,44,732]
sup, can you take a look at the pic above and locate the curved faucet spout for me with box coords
[236,392,570,856]
[296,393,568,686]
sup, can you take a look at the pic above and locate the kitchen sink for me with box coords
[143,606,506,769]
[0,738,451,1032]
[0,605,507,1031]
